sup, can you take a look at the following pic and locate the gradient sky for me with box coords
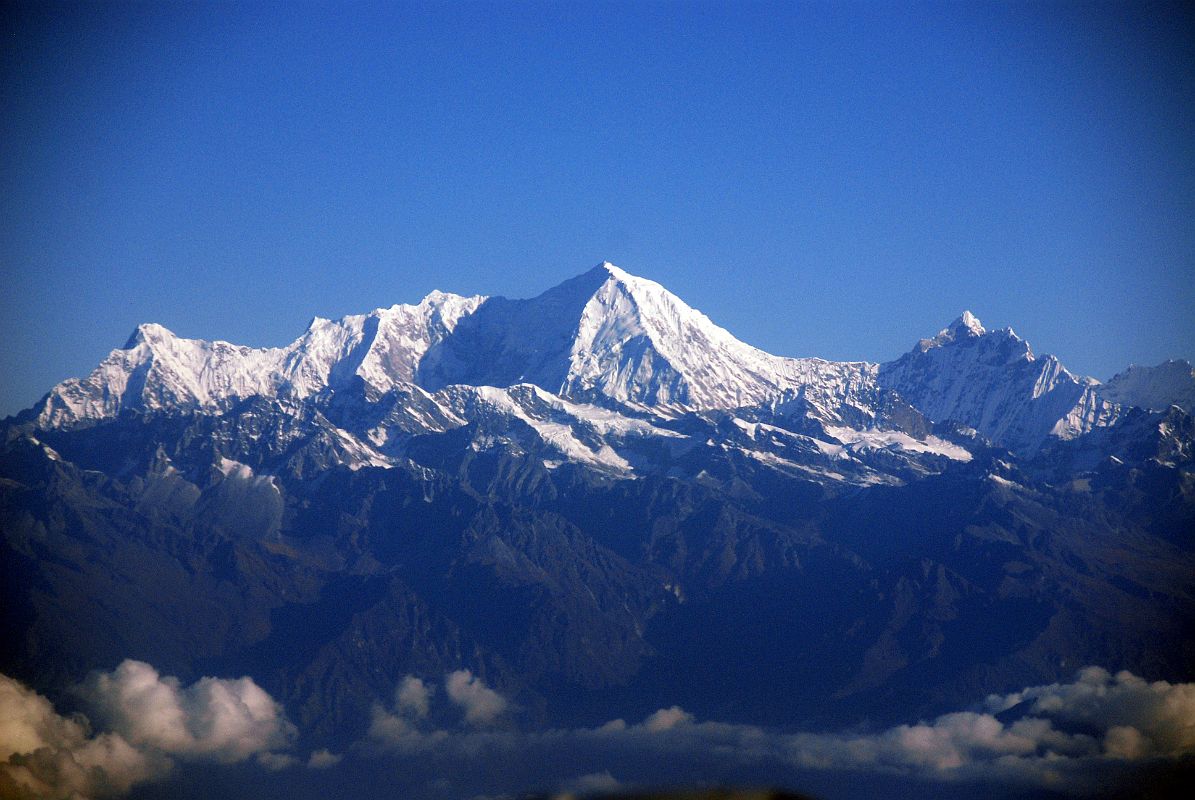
[2,0,1193,417]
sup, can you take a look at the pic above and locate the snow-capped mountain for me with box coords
[29,263,1189,478]
[37,290,487,428]
[1098,359,1195,414]
[38,263,875,427]
[876,312,1122,455]
[417,263,876,416]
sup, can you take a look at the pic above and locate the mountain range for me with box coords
[2,263,1193,795]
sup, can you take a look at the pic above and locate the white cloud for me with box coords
[556,769,622,796]
[78,660,295,763]
[365,670,525,756]
[641,706,693,733]
[367,702,450,754]
[306,748,343,769]
[984,666,1195,759]
[0,673,89,762]
[367,674,451,753]
[256,751,300,771]
[1,672,162,800]
[777,666,1195,788]
[396,676,432,720]
[1,661,297,800]
[444,670,508,727]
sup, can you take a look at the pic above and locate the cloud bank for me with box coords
[5,664,1193,798]
[364,666,1195,797]
[779,666,1195,785]
[0,660,296,799]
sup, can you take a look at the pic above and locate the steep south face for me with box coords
[561,264,879,415]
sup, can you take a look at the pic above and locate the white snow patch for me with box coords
[824,427,972,461]
[987,474,1020,489]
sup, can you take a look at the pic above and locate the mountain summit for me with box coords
[27,263,1194,462]
[39,262,875,426]
[418,261,873,411]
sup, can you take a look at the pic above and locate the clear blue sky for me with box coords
[3,0,1193,417]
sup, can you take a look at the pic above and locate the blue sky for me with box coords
[2,0,1192,416]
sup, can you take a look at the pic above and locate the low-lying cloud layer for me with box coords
[4,665,1193,798]
[778,667,1195,781]
[364,666,1195,797]
[0,660,297,799]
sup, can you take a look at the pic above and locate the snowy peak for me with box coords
[880,315,1119,454]
[564,263,877,412]
[26,262,1189,467]
[36,290,490,428]
[290,290,487,394]
[123,321,177,350]
[411,261,872,412]
[566,261,763,406]
[938,310,986,342]
[1099,360,1195,414]
[39,323,284,427]
[916,311,986,352]
[914,311,1034,366]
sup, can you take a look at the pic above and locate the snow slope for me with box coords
[38,292,485,428]
[1098,360,1195,414]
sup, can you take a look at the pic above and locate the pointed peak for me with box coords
[586,262,678,302]
[914,311,988,352]
[936,310,985,341]
[123,322,176,349]
[949,310,986,337]
[419,288,456,304]
[581,261,627,281]
[599,260,629,279]
[582,261,649,286]
[537,262,660,308]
